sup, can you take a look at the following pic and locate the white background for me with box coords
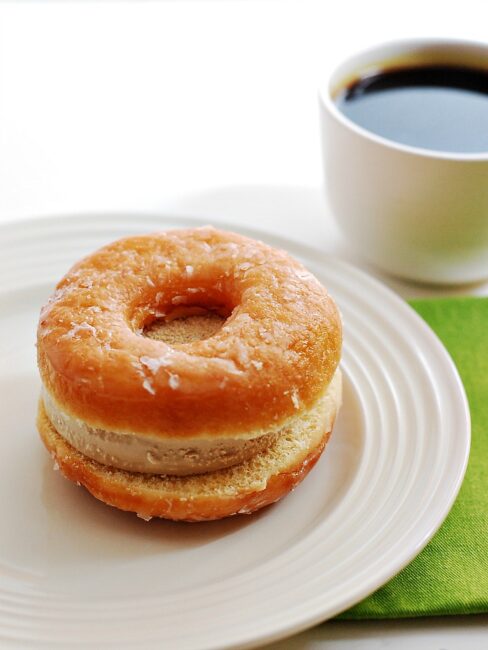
[1,1,487,648]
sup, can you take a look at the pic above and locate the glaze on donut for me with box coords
[37,227,342,442]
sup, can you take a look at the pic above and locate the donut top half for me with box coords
[38,227,342,442]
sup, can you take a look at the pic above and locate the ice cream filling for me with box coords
[41,369,341,476]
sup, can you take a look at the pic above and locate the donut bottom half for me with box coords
[37,377,341,522]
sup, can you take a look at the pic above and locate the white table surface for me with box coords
[0,1,487,648]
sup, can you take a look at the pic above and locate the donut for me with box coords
[37,226,342,521]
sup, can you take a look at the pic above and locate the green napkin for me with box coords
[339,297,488,619]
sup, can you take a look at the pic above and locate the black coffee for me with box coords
[335,65,488,153]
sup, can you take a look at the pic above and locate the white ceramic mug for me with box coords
[319,39,488,285]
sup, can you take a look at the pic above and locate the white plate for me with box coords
[0,214,470,650]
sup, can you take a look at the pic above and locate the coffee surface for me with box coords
[336,65,488,153]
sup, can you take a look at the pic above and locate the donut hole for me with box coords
[143,306,227,344]
[131,281,238,344]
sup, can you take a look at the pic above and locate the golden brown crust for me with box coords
[37,227,342,439]
[37,400,332,522]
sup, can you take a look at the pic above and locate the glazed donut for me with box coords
[37,226,342,520]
